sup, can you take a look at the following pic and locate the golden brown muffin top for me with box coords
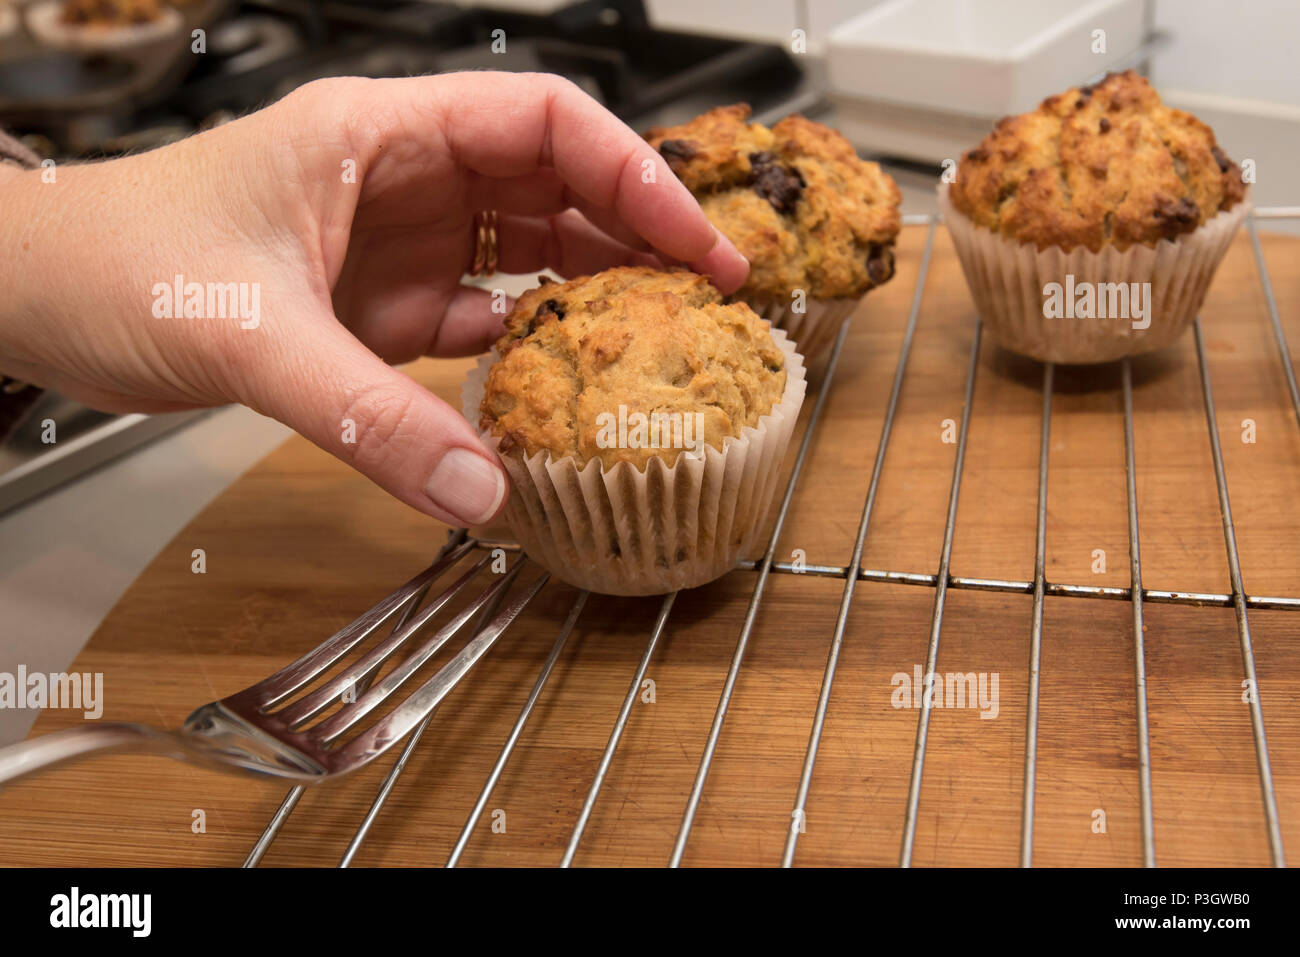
[646,105,902,301]
[479,268,787,471]
[949,70,1246,252]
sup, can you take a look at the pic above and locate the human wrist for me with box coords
[0,163,108,375]
[0,168,50,367]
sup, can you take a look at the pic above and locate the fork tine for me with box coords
[334,569,550,769]
[276,555,493,728]
[309,559,527,744]
[242,536,466,868]
[239,539,476,710]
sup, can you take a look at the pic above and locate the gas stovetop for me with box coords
[1,0,816,157]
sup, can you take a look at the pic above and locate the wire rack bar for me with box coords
[1193,318,1286,867]
[781,220,938,867]
[560,592,677,867]
[738,557,1300,610]
[447,589,589,866]
[243,785,304,868]
[899,321,982,867]
[1019,362,1053,866]
[1121,359,1157,867]
[1246,219,1300,431]
[340,710,435,867]
[668,317,853,866]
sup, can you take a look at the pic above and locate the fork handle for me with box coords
[0,722,182,786]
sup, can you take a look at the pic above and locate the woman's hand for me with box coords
[0,72,748,526]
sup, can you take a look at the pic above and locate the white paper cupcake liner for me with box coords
[938,182,1250,363]
[461,328,807,595]
[743,296,860,365]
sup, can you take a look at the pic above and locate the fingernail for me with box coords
[424,448,507,526]
[691,227,749,294]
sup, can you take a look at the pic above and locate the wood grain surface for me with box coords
[2,222,1298,868]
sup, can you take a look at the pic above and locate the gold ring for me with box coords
[470,210,499,278]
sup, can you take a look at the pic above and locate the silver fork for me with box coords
[0,539,547,784]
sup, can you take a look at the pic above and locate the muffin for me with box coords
[26,0,181,50]
[646,105,902,361]
[941,70,1249,363]
[59,0,166,25]
[462,267,807,595]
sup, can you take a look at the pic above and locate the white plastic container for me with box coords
[827,0,1147,117]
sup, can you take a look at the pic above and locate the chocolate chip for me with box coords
[1099,117,1111,133]
[866,243,895,285]
[747,151,805,214]
[497,431,522,455]
[1153,195,1200,237]
[965,147,989,163]
[657,138,698,174]
[1211,145,1232,173]
[536,298,565,323]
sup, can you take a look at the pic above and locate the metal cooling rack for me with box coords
[245,208,1300,869]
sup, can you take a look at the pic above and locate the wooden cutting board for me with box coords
[2,223,1298,867]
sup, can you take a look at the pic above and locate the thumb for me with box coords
[243,321,507,527]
